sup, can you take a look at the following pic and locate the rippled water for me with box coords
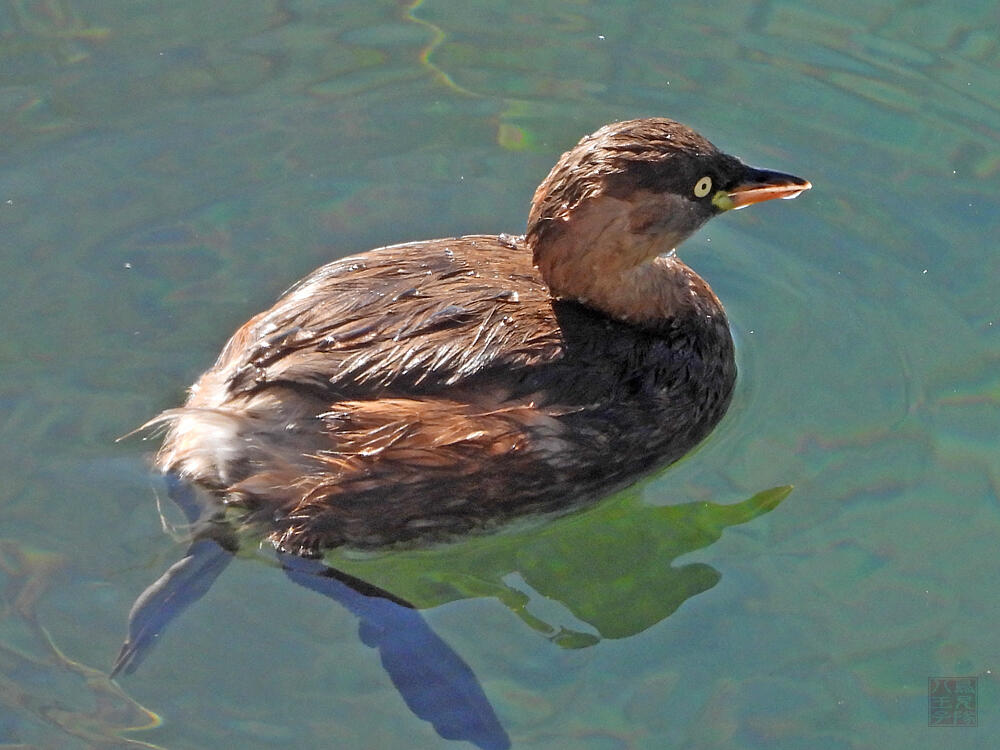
[1,1,998,748]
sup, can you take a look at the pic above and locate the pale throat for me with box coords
[533,195,718,325]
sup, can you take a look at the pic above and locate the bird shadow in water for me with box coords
[112,475,511,750]
[113,474,790,748]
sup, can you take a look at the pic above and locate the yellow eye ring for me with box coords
[693,175,713,198]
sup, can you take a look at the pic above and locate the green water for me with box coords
[2,0,998,747]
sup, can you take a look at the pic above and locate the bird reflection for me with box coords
[113,475,511,750]
[113,476,788,748]
[280,554,509,750]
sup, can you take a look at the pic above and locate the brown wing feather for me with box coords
[222,394,570,555]
[209,235,564,398]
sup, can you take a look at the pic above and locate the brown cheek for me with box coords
[628,203,666,234]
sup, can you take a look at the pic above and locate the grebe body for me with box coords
[152,118,810,556]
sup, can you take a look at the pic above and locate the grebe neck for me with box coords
[529,194,720,326]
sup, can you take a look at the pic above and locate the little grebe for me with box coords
[151,118,809,556]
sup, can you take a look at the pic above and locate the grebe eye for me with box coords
[693,175,713,198]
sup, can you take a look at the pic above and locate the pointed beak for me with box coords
[716,166,812,211]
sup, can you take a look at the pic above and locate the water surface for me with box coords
[1,0,998,747]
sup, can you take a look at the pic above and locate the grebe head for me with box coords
[526,118,810,316]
